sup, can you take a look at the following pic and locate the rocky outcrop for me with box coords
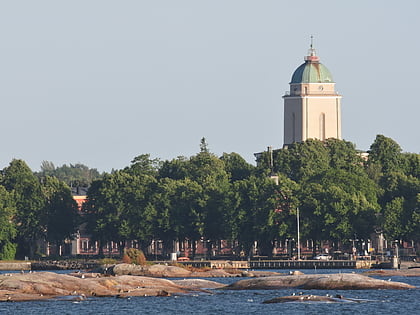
[109,263,260,278]
[172,279,226,289]
[111,264,192,277]
[364,268,420,277]
[0,271,191,302]
[263,294,369,303]
[225,273,415,290]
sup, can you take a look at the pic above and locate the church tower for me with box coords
[283,40,342,146]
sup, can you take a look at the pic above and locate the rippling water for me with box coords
[1,269,419,315]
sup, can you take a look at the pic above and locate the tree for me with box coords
[188,147,231,256]
[233,174,298,257]
[382,197,405,241]
[42,176,80,251]
[169,178,206,256]
[84,173,129,255]
[158,156,190,180]
[298,169,379,253]
[273,139,330,182]
[220,152,254,182]
[37,162,102,187]
[127,154,161,177]
[1,160,45,258]
[0,186,17,260]
[324,138,364,173]
[379,172,420,241]
[84,170,157,255]
[200,137,209,153]
[368,135,403,174]
[400,153,420,179]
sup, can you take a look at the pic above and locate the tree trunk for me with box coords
[192,240,197,259]
[312,239,318,257]
[119,240,126,256]
[98,240,104,257]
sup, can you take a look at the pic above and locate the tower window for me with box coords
[292,113,296,142]
[319,113,326,141]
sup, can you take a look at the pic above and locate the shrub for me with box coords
[124,248,147,266]
[122,254,131,264]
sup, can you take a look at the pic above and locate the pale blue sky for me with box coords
[1,1,419,172]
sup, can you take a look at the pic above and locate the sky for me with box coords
[1,1,419,172]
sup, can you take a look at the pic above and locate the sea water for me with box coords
[0,269,419,315]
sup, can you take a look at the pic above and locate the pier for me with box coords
[179,259,359,269]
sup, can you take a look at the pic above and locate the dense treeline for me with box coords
[36,161,103,187]
[80,136,420,257]
[0,136,419,259]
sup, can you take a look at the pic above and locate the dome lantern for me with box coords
[290,37,333,84]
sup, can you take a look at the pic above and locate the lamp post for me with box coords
[297,207,301,260]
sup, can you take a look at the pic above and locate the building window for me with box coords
[319,113,326,141]
[292,113,296,142]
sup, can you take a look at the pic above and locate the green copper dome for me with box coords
[291,61,334,83]
[290,43,334,83]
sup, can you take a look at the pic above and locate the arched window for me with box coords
[292,112,296,142]
[319,113,326,141]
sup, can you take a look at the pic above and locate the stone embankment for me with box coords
[0,262,31,271]
[31,260,100,271]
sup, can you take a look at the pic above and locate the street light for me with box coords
[297,207,301,260]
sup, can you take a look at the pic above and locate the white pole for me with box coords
[297,207,301,260]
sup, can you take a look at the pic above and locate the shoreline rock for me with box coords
[263,294,370,303]
[0,271,193,302]
[224,273,416,290]
[364,268,420,277]
[107,263,283,278]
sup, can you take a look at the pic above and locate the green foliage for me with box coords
[1,133,418,259]
[0,183,17,260]
[99,258,118,265]
[200,137,209,153]
[1,159,45,258]
[382,197,405,240]
[42,176,80,245]
[232,174,298,256]
[84,170,158,250]
[361,135,420,242]
[368,134,402,174]
[158,156,190,180]
[299,169,379,242]
[37,162,102,187]
[0,242,17,260]
[220,152,254,182]
[0,186,16,246]
[127,154,161,176]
